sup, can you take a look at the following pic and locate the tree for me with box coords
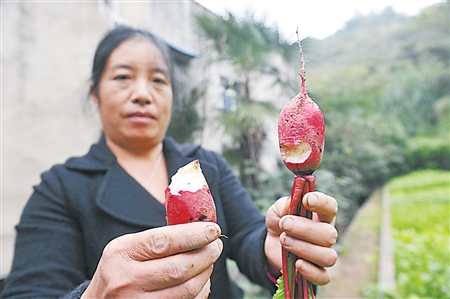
[195,9,298,188]
[166,83,207,143]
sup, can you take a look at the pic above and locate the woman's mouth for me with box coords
[127,112,156,124]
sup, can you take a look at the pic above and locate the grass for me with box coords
[388,169,449,299]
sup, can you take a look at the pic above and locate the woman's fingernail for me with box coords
[296,258,305,271]
[206,225,220,241]
[282,235,295,247]
[306,193,318,207]
[281,216,294,231]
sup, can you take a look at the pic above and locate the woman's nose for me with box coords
[132,81,152,105]
[132,98,150,105]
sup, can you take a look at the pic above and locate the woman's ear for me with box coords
[90,89,100,110]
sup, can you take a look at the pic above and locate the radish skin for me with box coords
[165,160,217,225]
[278,94,324,175]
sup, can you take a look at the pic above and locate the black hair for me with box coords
[89,25,175,97]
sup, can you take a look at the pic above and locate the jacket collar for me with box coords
[67,135,217,228]
[65,134,116,171]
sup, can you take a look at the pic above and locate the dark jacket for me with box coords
[2,136,276,299]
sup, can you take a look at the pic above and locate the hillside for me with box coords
[296,2,449,232]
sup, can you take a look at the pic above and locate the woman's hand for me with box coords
[265,192,338,286]
[82,222,223,299]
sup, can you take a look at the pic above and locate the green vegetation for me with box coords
[166,84,207,143]
[405,136,450,170]
[389,170,449,298]
[307,3,449,231]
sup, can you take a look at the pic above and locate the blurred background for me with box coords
[2,1,449,298]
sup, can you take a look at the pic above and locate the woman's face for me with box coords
[92,38,173,150]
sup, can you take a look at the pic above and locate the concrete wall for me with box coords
[3,1,105,277]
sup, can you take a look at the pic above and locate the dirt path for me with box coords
[317,189,382,299]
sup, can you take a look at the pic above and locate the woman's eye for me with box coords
[153,78,167,84]
[114,75,130,80]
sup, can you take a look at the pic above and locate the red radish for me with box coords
[278,96,325,176]
[165,160,216,225]
[278,45,325,176]
[275,29,325,299]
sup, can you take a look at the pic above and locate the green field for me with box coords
[389,170,450,298]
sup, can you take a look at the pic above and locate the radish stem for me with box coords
[296,26,306,96]
[282,175,316,299]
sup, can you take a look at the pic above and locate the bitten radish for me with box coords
[278,94,325,176]
[165,160,217,225]
[275,29,325,299]
[278,46,325,176]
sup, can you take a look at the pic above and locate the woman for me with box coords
[1,26,338,299]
